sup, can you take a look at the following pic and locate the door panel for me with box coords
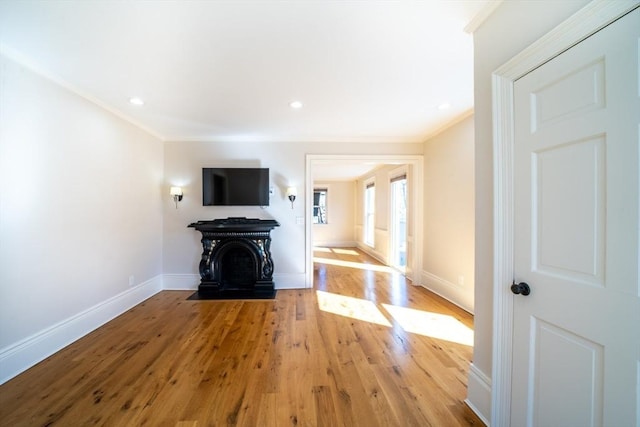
[512,8,639,426]
[531,59,605,133]
[531,319,604,427]
[534,136,606,286]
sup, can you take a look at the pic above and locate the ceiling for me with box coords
[0,0,489,145]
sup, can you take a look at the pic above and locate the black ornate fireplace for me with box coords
[188,217,280,299]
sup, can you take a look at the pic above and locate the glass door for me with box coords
[390,175,407,272]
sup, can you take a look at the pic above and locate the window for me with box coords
[390,173,407,271]
[313,188,328,224]
[364,181,375,246]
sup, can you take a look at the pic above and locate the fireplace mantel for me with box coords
[188,217,280,299]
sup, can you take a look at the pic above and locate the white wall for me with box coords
[422,115,474,313]
[312,181,356,247]
[163,141,422,289]
[468,0,590,422]
[0,54,164,382]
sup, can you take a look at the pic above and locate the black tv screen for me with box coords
[202,168,270,206]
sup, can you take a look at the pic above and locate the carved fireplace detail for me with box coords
[188,217,280,299]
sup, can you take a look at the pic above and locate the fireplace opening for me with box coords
[219,245,258,290]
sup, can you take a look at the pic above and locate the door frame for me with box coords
[305,154,424,288]
[491,1,638,425]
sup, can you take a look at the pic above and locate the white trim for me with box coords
[166,135,430,145]
[306,154,424,289]
[162,273,306,291]
[420,271,473,314]
[422,108,475,141]
[388,165,408,182]
[493,1,639,81]
[388,165,409,274]
[273,273,306,289]
[162,274,200,290]
[311,185,329,225]
[491,1,638,425]
[363,177,377,248]
[0,275,163,385]
[491,61,516,427]
[0,267,306,385]
[356,241,387,266]
[464,1,504,34]
[465,363,492,426]
[312,241,357,248]
[0,46,165,141]
[637,360,640,426]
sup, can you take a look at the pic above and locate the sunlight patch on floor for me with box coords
[331,248,359,256]
[316,290,392,327]
[382,304,474,346]
[313,256,397,273]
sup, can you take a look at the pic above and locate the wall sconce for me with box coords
[170,186,183,209]
[286,186,297,209]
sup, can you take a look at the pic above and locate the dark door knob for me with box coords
[511,281,530,296]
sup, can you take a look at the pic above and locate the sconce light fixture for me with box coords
[170,186,183,209]
[286,186,297,209]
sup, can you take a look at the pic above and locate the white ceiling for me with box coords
[0,0,488,145]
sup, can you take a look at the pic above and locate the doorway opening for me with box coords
[305,154,423,288]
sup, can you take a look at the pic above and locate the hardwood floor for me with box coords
[0,248,483,426]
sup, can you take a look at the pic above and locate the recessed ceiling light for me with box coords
[129,97,144,106]
[290,101,303,109]
[437,102,451,110]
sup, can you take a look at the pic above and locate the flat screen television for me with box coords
[202,168,270,206]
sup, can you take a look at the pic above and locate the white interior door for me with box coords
[511,8,639,426]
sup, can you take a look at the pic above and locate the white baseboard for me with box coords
[162,273,307,290]
[312,241,357,248]
[0,275,163,385]
[355,242,387,265]
[162,273,200,290]
[421,270,474,314]
[465,363,492,426]
[274,273,307,289]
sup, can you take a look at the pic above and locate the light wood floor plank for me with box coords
[0,247,484,426]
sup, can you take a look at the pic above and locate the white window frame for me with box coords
[389,167,408,271]
[364,179,375,247]
[313,187,328,224]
